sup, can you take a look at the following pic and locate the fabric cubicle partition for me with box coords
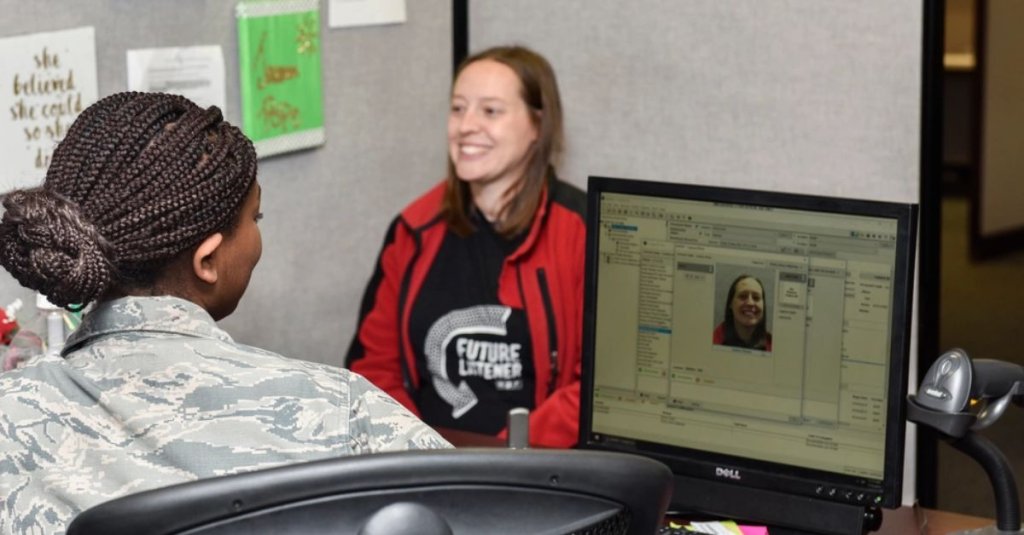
[465,0,936,506]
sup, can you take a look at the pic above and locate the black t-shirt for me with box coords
[409,215,535,434]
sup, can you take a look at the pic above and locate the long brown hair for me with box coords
[441,45,564,238]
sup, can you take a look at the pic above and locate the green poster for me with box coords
[236,0,324,158]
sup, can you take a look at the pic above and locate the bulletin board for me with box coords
[0,0,453,365]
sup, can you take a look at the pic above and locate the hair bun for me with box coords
[0,188,115,307]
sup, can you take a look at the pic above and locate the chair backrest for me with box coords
[67,448,673,535]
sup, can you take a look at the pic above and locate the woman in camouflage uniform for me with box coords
[0,92,449,535]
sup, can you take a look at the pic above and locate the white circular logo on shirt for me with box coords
[423,305,523,418]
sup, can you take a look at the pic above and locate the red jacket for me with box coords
[347,178,586,448]
[712,322,773,352]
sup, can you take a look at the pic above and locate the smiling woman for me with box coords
[713,274,773,351]
[447,59,540,223]
[347,45,588,448]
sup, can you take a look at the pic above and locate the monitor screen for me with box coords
[579,176,918,531]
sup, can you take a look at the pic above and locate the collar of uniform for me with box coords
[62,295,233,356]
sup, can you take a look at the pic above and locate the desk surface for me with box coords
[668,507,991,534]
[879,506,992,534]
[437,426,506,448]
[436,427,994,535]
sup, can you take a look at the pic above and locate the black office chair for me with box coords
[67,448,673,535]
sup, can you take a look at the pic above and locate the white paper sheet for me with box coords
[328,0,406,28]
[126,46,226,113]
[0,26,98,191]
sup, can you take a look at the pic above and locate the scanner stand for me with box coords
[909,397,1022,534]
[945,432,1022,535]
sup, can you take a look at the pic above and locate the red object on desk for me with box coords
[0,308,18,345]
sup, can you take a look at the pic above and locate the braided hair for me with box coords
[0,92,257,308]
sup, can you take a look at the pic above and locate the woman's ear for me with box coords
[192,233,225,284]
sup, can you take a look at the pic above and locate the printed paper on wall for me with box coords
[0,26,98,191]
[127,45,227,113]
[328,0,406,28]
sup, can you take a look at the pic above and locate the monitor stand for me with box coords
[671,474,883,535]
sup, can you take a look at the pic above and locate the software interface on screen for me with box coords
[591,191,902,481]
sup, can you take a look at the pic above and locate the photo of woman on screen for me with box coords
[713,274,772,351]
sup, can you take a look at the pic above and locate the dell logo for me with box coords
[715,467,741,480]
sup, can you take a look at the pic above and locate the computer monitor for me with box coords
[579,176,918,535]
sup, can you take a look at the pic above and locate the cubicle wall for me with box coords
[0,0,452,364]
[470,1,922,200]
[467,0,927,505]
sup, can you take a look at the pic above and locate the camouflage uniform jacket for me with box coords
[0,296,451,535]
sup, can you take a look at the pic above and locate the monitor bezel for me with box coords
[579,175,919,510]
